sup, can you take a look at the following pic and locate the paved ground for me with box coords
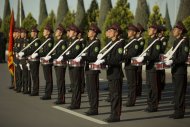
[0,63,190,127]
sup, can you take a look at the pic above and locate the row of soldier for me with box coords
[9,21,189,122]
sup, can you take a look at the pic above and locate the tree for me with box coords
[38,0,48,25]
[183,16,190,37]
[148,5,164,26]
[22,13,37,32]
[98,0,112,29]
[1,0,11,32]
[1,15,11,39]
[3,0,11,21]
[16,0,25,27]
[86,0,99,25]
[101,0,134,47]
[61,11,75,28]
[56,0,69,27]
[176,0,190,22]
[39,10,56,38]
[134,0,149,29]
[75,0,87,29]
[164,3,172,30]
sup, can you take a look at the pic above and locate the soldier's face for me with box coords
[13,32,16,38]
[43,29,50,37]
[127,30,136,38]
[109,29,118,38]
[172,28,182,38]
[88,30,95,38]
[31,31,37,38]
[21,32,26,38]
[68,30,77,38]
[55,29,62,38]
[148,28,156,36]
[105,30,111,38]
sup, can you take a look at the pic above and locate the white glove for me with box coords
[66,51,70,55]
[44,56,51,61]
[74,57,82,62]
[165,60,173,66]
[31,53,38,59]
[81,53,87,56]
[16,53,19,58]
[19,64,23,70]
[97,53,103,60]
[136,56,144,62]
[18,52,24,57]
[57,56,63,62]
[142,53,147,57]
[95,59,105,64]
[26,63,30,70]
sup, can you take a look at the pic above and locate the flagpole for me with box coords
[19,0,21,27]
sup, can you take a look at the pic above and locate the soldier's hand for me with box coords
[136,56,144,62]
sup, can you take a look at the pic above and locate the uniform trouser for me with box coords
[125,69,137,105]
[54,66,66,101]
[30,61,40,94]
[81,68,85,92]
[160,70,166,90]
[22,63,31,92]
[109,79,122,118]
[69,67,74,90]
[172,74,187,115]
[86,73,99,111]
[15,65,22,91]
[136,66,142,96]
[42,65,53,97]
[146,71,159,109]
[71,67,82,107]
[157,70,163,100]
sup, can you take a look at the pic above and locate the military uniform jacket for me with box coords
[20,38,30,64]
[64,38,82,60]
[23,37,41,57]
[124,38,140,70]
[105,38,125,80]
[84,38,101,74]
[38,37,54,58]
[137,36,145,54]
[13,38,21,64]
[160,36,168,54]
[171,36,189,75]
[145,37,161,72]
[51,38,67,59]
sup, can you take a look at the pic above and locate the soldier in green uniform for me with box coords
[31,24,54,100]
[51,24,67,104]
[124,24,140,107]
[18,28,31,94]
[20,25,41,96]
[97,24,124,122]
[165,21,189,119]
[82,23,101,115]
[136,23,145,96]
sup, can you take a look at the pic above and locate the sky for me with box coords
[0,0,180,26]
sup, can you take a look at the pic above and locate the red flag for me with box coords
[7,10,15,76]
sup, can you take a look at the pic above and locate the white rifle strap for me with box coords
[139,38,159,57]
[76,40,97,58]
[99,41,112,54]
[165,38,185,61]
[45,39,64,57]
[59,39,80,57]
[32,38,51,55]
[20,38,39,52]
[99,39,123,60]
[124,38,137,49]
